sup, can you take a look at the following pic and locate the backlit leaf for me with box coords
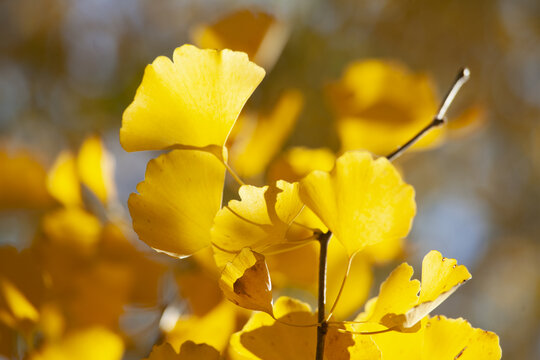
[228,296,380,360]
[121,44,265,152]
[299,151,415,256]
[357,251,471,329]
[128,149,226,258]
[212,180,307,267]
[370,315,501,360]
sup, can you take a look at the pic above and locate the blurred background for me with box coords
[0,0,539,359]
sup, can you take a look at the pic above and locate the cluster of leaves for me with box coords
[117,10,500,360]
[0,9,499,360]
[0,137,167,359]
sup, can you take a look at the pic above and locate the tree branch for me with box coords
[315,231,332,360]
[386,68,470,161]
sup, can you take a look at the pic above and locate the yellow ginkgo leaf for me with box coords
[356,263,420,328]
[405,250,472,328]
[357,251,471,330]
[192,9,289,70]
[166,300,245,354]
[219,248,273,315]
[299,151,416,256]
[228,296,380,360]
[265,241,319,291]
[212,180,308,267]
[128,149,226,258]
[77,135,116,206]
[0,246,45,328]
[362,236,405,265]
[0,277,39,328]
[29,327,124,360]
[144,343,180,360]
[0,149,53,210]
[268,147,336,183]
[230,89,304,178]
[177,341,220,360]
[326,59,442,155]
[42,208,102,252]
[47,151,82,208]
[145,342,220,360]
[370,315,501,360]
[120,44,265,152]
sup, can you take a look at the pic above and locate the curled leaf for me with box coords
[219,248,273,315]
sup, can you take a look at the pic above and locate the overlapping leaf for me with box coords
[212,180,308,267]
[300,151,415,256]
[228,296,381,360]
[129,149,226,258]
[166,300,246,354]
[369,315,501,360]
[357,250,471,330]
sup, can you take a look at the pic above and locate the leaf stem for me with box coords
[325,254,355,321]
[315,231,332,360]
[223,160,246,186]
[386,67,470,161]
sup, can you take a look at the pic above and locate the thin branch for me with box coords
[325,254,355,321]
[315,231,332,360]
[386,68,471,161]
